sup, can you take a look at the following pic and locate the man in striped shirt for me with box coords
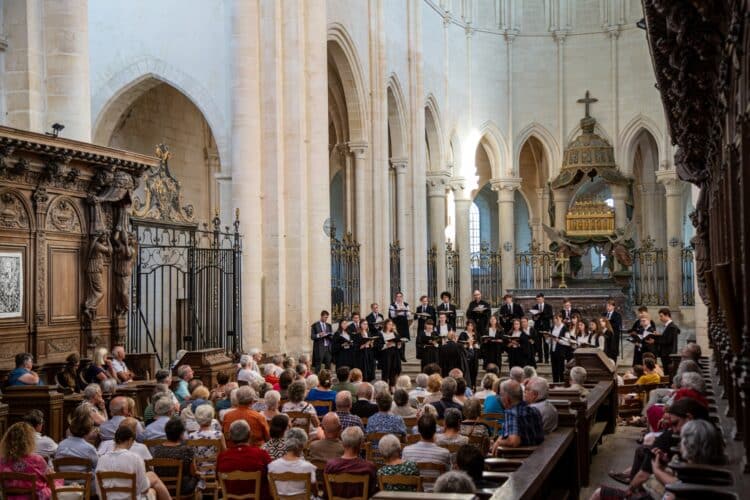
[334,391,364,431]
[402,414,451,479]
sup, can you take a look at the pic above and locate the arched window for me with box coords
[470,202,480,256]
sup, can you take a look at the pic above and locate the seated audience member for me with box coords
[433,470,476,494]
[365,392,407,436]
[217,420,272,497]
[448,368,473,397]
[144,396,176,440]
[262,389,281,421]
[187,404,225,460]
[425,373,443,404]
[262,414,289,459]
[509,366,525,384]
[268,428,318,496]
[281,380,320,435]
[237,354,262,384]
[642,352,664,377]
[143,385,172,426]
[151,418,200,497]
[402,414,451,480]
[110,346,134,383]
[278,369,295,400]
[305,368,337,416]
[595,398,708,498]
[423,363,442,376]
[636,358,661,385]
[324,427,378,497]
[454,378,469,405]
[332,366,358,395]
[209,371,230,402]
[645,371,707,431]
[414,404,443,434]
[372,380,390,398]
[524,377,559,434]
[22,410,57,459]
[174,365,194,404]
[377,434,419,491]
[485,363,500,377]
[569,366,589,396]
[409,373,429,400]
[474,373,498,400]
[97,426,169,500]
[483,378,504,416]
[55,405,98,473]
[100,396,144,441]
[309,412,344,460]
[295,362,309,380]
[86,347,115,385]
[680,342,701,363]
[57,353,81,391]
[395,375,419,407]
[154,369,179,405]
[335,390,364,431]
[248,348,263,373]
[8,353,41,386]
[98,417,152,460]
[490,380,544,452]
[305,374,319,392]
[0,423,56,500]
[460,399,490,438]
[523,366,538,382]
[270,355,285,377]
[431,377,464,419]
[222,386,270,444]
[436,408,469,446]
[181,386,211,432]
[351,383,378,419]
[349,367,363,387]
[456,444,503,489]
[393,389,417,417]
[216,382,239,415]
[82,383,108,426]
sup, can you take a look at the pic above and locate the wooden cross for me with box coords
[577,90,598,118]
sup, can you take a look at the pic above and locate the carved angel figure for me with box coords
[541,224,585,257]
[604,221,635,268]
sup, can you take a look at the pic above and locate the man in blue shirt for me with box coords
[491,379,544,453]
[174,365,193,404]
[364,392,406,436]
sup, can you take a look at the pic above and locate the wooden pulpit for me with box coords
[571,348,618,435]
[172,349,235,387]
[3,386,64,441]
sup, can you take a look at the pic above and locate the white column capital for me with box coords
[450,177,472,201]
[605,24,621,39]
[426,171,451,197]
[505,28,520,43]
[347,141,368,159]
[656,169,683,196]
[490,177,522,202]
[390,157,408,174]
[552,29,569,44]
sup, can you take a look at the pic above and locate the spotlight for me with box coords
[46,123,65,138]
[636,18,646,30]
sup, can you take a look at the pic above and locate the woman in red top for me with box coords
[0,422,60,500]
[217,420,272,497]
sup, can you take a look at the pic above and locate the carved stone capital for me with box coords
[656,169,683,196]
[505,28,520,43]
[426,171,451,197]
[552,29,569,44]
[605,24,621,39]
[491,177,522,203]
[450,177,471,201]
[347,141,368,160]
[390,158,408,174]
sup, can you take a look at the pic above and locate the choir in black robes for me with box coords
[497,300,524,331]
[389,301,411,362]
[438,338,469,378]
[417,328,441,370]
[375,330,402,387]
[354,328,376,382]
[628,319,657,366]
[506,329,532,368]
[437,293,457,330]
[657,320,680,372]
[482,326,505,370]
[466,298,492,335]
[333,328,356,369]
[458,330,480,389]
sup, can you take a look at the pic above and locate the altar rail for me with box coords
[515,247,555,289]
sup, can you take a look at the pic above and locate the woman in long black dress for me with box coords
[354,319,376,382]
[507,318,531,368]
[458,320,480,390]
[482,315,504,371]
[376,319,402,388]
[598,317,617,362]
[417,319,440,371]
[333,320,356,369]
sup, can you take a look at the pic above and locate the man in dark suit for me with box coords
[310,310,333,372]
[439,331,469,377]
[414,295,436,361]
[497,294,524,332]
[466,290,492,336]
[656,308,680,373]
[366,303,384,332]
[603,299,622,358]
[437,291,457,331]
[530,293,553,363]
[560,298,581,327]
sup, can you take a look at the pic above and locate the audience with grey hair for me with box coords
[335,390,353,410]
[83,383,102,401]
[679,420,727,465]
[501,379,523,404]
[414,373,429,389]
[378,434,403,461]
[440,377,457,400]
[341,426,365,450]
[475,373,498,399]
[264,390,281,409]
[509,366,525,383]
[525,377,558,434]
[433,471,476,493]
[305,374,319,391]
[679,372,706,394]
[236,386,257,406]
[283,427,308,454]
[228,419,251,444]
[569,366,589,396]
[239,354,251,368]
[154,397,175,417]
[194,404,215,427]
[523,366,537,380]
[356,382,374,401]
[373,380,390,398]
[676,359,701,378]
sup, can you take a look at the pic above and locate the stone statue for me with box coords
[604,221,635,268]
[112,229,136,315]
[83,231,112,322]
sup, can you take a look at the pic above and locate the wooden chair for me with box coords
[416,462,447,491]
[146,457,184,499]
[405,433,420,445]
[360,417,368,426]
[96,471,137,500]
[0,471,38,499]
[52,456,94,473]
[143,438,167,448]
[402,416,417,428]
[480,413,504,437]
[269,471,313,500]
[324,472,370,500]
[378,474,422,492]
[468,434,490,455]
[47,472,91,500]
[187,438,224,500]
[218,470,262,500]
[309,459,327,497]
[286,411,313,432]
[308,400,333,415]
[438,442,463,457]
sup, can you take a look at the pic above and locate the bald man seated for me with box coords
[308,412,344,461]
[110,346,134,383]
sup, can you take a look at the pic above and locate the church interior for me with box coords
[0,0,746,498]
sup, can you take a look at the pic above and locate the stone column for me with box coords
[452,177,472,309]
[230,0,263,349]
[536,187,550,247]
[392,158,408,294]
[43,0,91,141]
[610,183,629,229]
[350,141,369,312]
[657,169,684,310]
[427,171,450,293]
[492,177,522,293]
[553,187,571,231]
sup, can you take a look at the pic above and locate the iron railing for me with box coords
[331,229,360,321]
[681,244,695,306]
[390,241,402,299]
[631,236,667,305]
[427,245,438,305]
[470,242,502,307]
[446,241,461,306]
[515,240,555,289]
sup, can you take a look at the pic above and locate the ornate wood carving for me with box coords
[46,197,82,233]
[132,144,195,224]
[0,190,30,230]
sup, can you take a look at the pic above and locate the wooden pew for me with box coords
[2,386,64,441]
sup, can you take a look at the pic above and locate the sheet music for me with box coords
[529,308,540,316]
[383,332,396,342]
[488,329,496,338]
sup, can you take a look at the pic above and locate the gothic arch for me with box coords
[91,57,228,164]
[515,122,559,181]
[619,114,664,176]
[424,94,444,172]
[327,23,369,142]
[477,121,510,178]
[448,129,461,173]
[386,73,409,161]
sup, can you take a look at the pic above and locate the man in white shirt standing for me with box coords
[110,346,134,383]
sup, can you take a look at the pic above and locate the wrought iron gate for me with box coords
[390,241,402,298]
[470,242,502,306]
[129,215,242,367]
[445,241,461,306]
[330,229,360,321]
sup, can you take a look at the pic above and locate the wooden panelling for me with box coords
[49,248,80,321]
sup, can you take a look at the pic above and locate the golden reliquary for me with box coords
[565,199,615,237]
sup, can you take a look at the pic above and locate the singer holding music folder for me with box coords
[389,292,411,362]
[354,319,376,382]
[528,293,553,364]
[437,291,457,331]
[311,310,334,371]
[375,319,402,388]
[466,290,491,336]
[547,313,572,383]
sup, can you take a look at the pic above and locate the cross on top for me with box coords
[577,90,598,118]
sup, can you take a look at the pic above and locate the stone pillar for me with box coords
[553,187,571,231]
[392,158,408,294]
[452,177,472,309]
[536,187,550,248]
[230,0,263,349]
[610,183,629,229]
[427,171,450,294]
[657,169,684,310]
[492,177,522,293]
[43,0,91,141]
[350,142,369,313]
